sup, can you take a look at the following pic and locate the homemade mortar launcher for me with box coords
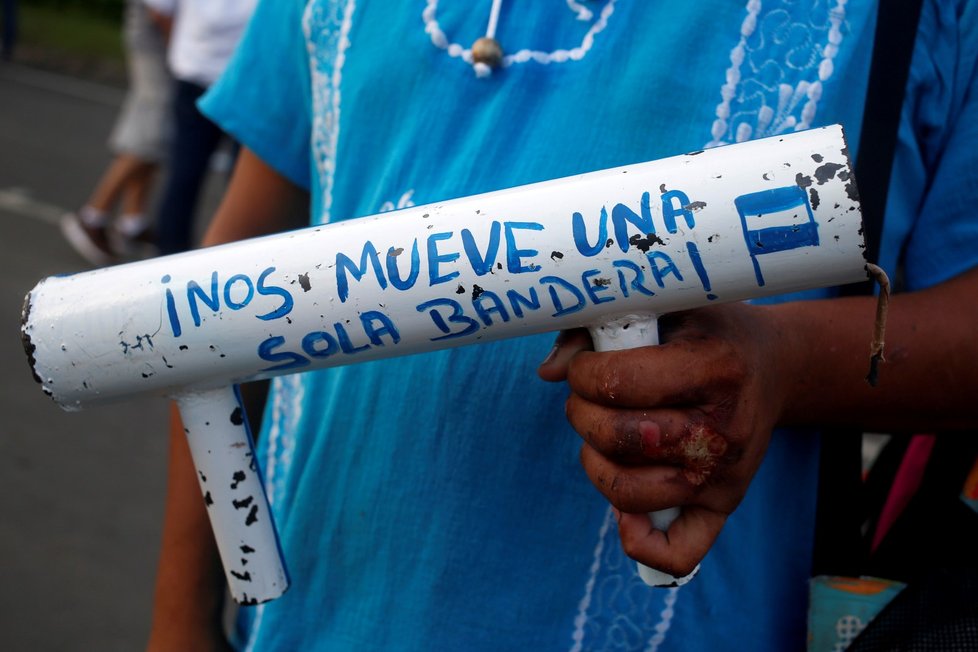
[22,125,870,603]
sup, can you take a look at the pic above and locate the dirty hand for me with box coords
[537,302,793,577]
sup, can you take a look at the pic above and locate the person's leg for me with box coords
[154,80,224,255]
[113,161,160,258]
[1,0,17,61]
[60,153,149,266]
[120,161,158,216]
[86,153,155,213]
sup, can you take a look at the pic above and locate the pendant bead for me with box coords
[471,36,503,69]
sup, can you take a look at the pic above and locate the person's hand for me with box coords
[538,302,794,577]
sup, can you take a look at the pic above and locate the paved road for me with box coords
[0,62,224,650]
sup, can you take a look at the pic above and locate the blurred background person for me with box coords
[60,0,172,266]
[0,0,15,61]
[143,0,256,256]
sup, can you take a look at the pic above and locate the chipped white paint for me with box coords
[22,125,868,603]
[177,387,288,604]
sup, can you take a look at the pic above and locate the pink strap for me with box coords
[871,434,936,553]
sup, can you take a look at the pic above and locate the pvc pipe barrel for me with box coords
[23,125,866,410]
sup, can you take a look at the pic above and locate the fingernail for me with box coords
[540,344,559,367]
[540,333,566,366]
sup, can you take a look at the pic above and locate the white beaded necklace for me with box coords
[423,0,617,78]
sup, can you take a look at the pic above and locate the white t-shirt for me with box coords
[142,0,256,86]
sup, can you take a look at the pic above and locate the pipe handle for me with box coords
[588,315,699,588]
[175,386,289,604]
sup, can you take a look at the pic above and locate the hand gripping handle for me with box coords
[588,314,699,587]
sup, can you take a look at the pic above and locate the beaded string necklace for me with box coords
[423,0,617,78]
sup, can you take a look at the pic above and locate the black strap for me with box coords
[812,430,866,576]
[853,0,925,275]
[811,0,924,577]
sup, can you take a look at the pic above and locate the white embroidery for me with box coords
[570,506,615,652]
[241,382,284,652]
[566,0,593,21]
[242,603,264,652]
[569,506,684,651]
[708,0,848,148]
[261,374,304,512]
[305,0,357,225]
[243,373,303,651]
[423,0,616,70]
[645,587,680,652]
[379,189,417,213]
[263,378,283,507]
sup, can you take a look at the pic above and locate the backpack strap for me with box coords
[811,0,924,577]
[853,0,925,276]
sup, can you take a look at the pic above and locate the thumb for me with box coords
[537,328,592,382]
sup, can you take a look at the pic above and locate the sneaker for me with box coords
[60,211,116,267]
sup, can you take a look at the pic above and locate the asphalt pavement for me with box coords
[0,61,224,650]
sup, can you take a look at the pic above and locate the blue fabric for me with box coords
[891,0,978,290]
[199,1,978,650]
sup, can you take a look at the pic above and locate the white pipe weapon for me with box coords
[22,125,869,602]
